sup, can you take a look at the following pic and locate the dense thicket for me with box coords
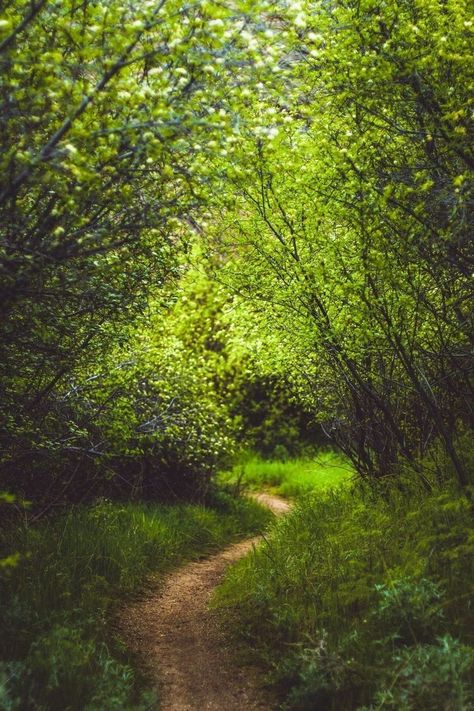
[0,0,289,506]
[1,0,473,505]
[213,0,473,486]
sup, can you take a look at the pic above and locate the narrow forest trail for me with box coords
[119,493,290,711]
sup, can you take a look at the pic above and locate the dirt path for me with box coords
[119,494,290,711]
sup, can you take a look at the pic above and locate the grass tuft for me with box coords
[219,450,353,498]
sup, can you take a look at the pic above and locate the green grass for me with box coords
[219,450,353,498]
[215,478,474,710]
[0,492,272,710]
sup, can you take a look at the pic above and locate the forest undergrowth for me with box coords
[215,448,474,710]
[0,493,271,709]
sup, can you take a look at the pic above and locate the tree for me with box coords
[0,0,283,502]
[210,0,473,484]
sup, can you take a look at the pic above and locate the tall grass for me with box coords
[215,478,474,710]
[0,492,271,710]
[219,450,353,498]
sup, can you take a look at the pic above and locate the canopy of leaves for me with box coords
[1,0,472,503]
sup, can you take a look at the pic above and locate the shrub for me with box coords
[366,636,474,711]
[14,625,152,711]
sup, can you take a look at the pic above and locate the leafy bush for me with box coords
[373,578,445,646]
[6,625,155,711]
[88,335,237,500]
[365,635,474,711]
[3,274,240,505]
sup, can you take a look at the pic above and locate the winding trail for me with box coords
[119,493,290,711]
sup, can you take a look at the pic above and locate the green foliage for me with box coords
[211,0,474,485]
[365,635,474,711]
[3,269,236,502]
[0,493,271,709]
[215,468,474,709]
[3,0,473,500]
[10,262,324,505]
[219,450,353,498]
[1,1,473,706]
[0,626,155,711]
[0,0,286,504]
[373,578,445,645]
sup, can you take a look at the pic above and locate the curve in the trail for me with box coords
[119,494,290,711]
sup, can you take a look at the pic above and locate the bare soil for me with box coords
[119,494,290,711]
